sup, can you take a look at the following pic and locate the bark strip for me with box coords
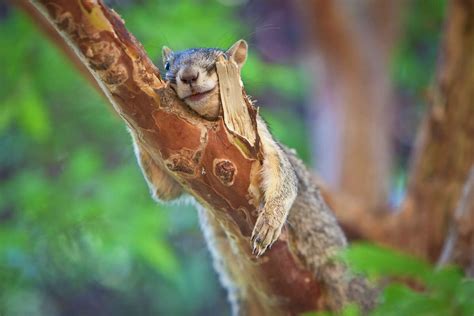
[216,55,258,151]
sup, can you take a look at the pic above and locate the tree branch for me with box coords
[13,0,108,101]
[22,0,375,314]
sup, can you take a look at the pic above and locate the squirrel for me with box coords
[133,39,298,257]
[130,40,370,315]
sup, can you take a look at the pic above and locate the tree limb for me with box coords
[13,0,108,102]
[22,0,375,314]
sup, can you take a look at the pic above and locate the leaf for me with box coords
[427,266,462,294]
[455,279,474,315]
[341,243,432,282]
[374,284,438,316]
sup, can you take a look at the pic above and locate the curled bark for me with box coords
[23,0,375,314]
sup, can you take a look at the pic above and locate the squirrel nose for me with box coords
[180,68,199,84]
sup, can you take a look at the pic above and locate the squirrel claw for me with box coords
[251,212,283,257]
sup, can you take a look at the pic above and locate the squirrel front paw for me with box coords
[251,210,285,257]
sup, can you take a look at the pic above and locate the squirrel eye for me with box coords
[164,62,170,71]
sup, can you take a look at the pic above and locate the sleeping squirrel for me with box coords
[134,39,298,257]
[131,40,358,315]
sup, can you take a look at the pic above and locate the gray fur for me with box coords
[163,48,223,82]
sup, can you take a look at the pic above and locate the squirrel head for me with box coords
[162,39,248,119]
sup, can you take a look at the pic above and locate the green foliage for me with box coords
[308,244,474,316]
[340,243,432,282]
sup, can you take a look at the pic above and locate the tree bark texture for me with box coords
[14,1,107,100]
[23,0,375,314]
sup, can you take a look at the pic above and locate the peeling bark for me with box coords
[216,55,259,151]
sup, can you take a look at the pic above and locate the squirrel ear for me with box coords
[226,39,248,69]
[162,46,173,64]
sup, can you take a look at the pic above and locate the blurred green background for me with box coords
[1,0,466,315]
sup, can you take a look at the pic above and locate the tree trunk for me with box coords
[301,0,402,211]
[323,0,474,265]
